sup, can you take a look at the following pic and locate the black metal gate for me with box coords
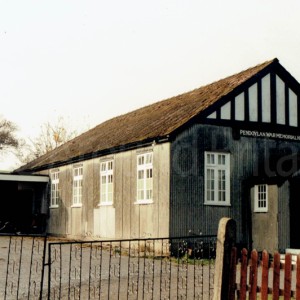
[0,234,47,300]
[47,236,216,300]
[0,235,216,299]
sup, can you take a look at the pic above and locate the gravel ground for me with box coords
[46,242,215,299]
[0,236,215,300]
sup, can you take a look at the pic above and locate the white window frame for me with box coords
[136,152,153,204]
[72,166,83,207]
[254,184,268,212]
[204,152,230,206]
[50,171,59,208]
[100,160,114,206]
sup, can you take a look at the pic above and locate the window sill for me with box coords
[49,205,59,209]
[204,202,231,207]
[134,200,153,205]
[98,202,113,207]
[71,204,82,208]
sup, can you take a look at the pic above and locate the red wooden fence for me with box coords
[229,248,300,300]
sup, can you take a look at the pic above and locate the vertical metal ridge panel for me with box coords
[278,180,289,251]
[170,123,300,249]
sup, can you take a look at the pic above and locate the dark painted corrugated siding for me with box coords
[278,180,290,252]
[170,124,236,238]
[170,123,300,249]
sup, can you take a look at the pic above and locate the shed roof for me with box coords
[0,173,49,183]
[17,58,280,172]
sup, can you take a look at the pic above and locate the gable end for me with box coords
[203,62,300,132]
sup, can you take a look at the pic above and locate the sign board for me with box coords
[239,129,300,141]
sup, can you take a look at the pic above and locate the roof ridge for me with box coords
[105,58,278,118]
[15,58,279,172]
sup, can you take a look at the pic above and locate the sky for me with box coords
[1,0,300,170]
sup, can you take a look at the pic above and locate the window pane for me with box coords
[138,156,144,165]
[138,179,144,190]
[138,190,144,200]
[108,175,113,183]
[206,168,215,201]
[146,169,152,178]
[138,170,144,179]
[218,154,225,165]
[146,153,152,164]
[207,169,214,188]
[146,190,152,200]
[207,153,215,164]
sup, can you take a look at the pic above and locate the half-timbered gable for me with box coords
[204,59,300,133]
[14,58,300,253]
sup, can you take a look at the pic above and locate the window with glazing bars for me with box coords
[254,184,268,212]
[205,152,230,205]
[137,152,153,203]
[50,171,59,207]
[100,160,113,204]
[73,166,83,205]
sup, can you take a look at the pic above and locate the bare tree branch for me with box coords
[0,118,19,150]
[18,117,78,163]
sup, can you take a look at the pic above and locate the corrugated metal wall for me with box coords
[170,123,300,250]
[278,180,290,252]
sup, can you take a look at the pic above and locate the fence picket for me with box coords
[249,250,258,300]
[272,252,280,300]
[284,253,292,300]
[233,250,300,300]
[239,248,248,300]
[261,250,269,300]
[214,218,300,299]
[296,254,300,300]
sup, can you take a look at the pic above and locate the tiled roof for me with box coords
[17,58,277,172]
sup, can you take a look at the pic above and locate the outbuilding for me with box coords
[0,173,49,233]
[16,58,300,253]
